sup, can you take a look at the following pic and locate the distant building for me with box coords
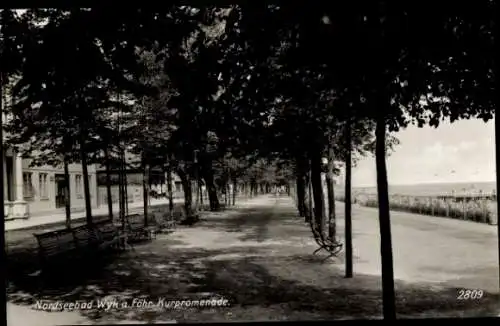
[2,84,100,219]
[3,147,98,220]
[94,152,183,206]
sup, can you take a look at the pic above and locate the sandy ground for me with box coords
[6,196,500,324]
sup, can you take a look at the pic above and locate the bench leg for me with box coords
[121,237,135,251]
[313,247,324,255]
[320,247,343,263]
[321,254,336,263]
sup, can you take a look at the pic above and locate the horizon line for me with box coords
[347,180,497,188]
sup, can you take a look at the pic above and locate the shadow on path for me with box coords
[6,196,500,322]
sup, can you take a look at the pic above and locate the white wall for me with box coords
[22,159,98,215]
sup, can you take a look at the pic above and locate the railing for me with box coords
[336,192,498,225]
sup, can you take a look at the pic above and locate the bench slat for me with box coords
[94,221,120,247]
[34,220,123,268]
[73,225,101,249]
[35,229,78,259]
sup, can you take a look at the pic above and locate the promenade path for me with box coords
[333,202,499,292]
[6,195,499,324]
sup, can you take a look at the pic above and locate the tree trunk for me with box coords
[201,161,220,211]
[295,155,307,217]
[496,91,500,292]
[124,157,129,215]
[104,148,113,221]
[166,163,174,213]
[63,159,71,229]
[325,145,336,240]
[118,151,125,230]
[148,167,153,206]
[80,137,92,225]
[198,179,205,210]
[178,168,194,221]
[195,176,201,209]
[225,183,229,206]
[325,169,336,240]
[345,120,353,278]
[0,72,5,279]
[309,147,326,237]
[232,178,237,205]
[375,116,396,320]
[305,166,313,223]
[142,154,148,227]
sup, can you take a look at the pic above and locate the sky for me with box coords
[347,118,496,187]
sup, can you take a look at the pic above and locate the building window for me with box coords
[23,172,34,199]
[39,173,48,199]
[75,174,82,197]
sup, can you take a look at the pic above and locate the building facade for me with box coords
[2,85,100,219]
[3,149,98,220]
[3,148,28,219]
[95,167,183,206]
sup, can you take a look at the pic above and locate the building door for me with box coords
[55,174,66,209]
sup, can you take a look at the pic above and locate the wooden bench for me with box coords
[94,220,123,251]
[153,212,176,233]
[308,210,343,263]
[140,213,171,239]
[34,221,127,271]
[72,224,102,254]
[126,214,151,242]
[34,229,81,269]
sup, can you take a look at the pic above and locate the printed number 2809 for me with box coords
[457,289,483,300]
